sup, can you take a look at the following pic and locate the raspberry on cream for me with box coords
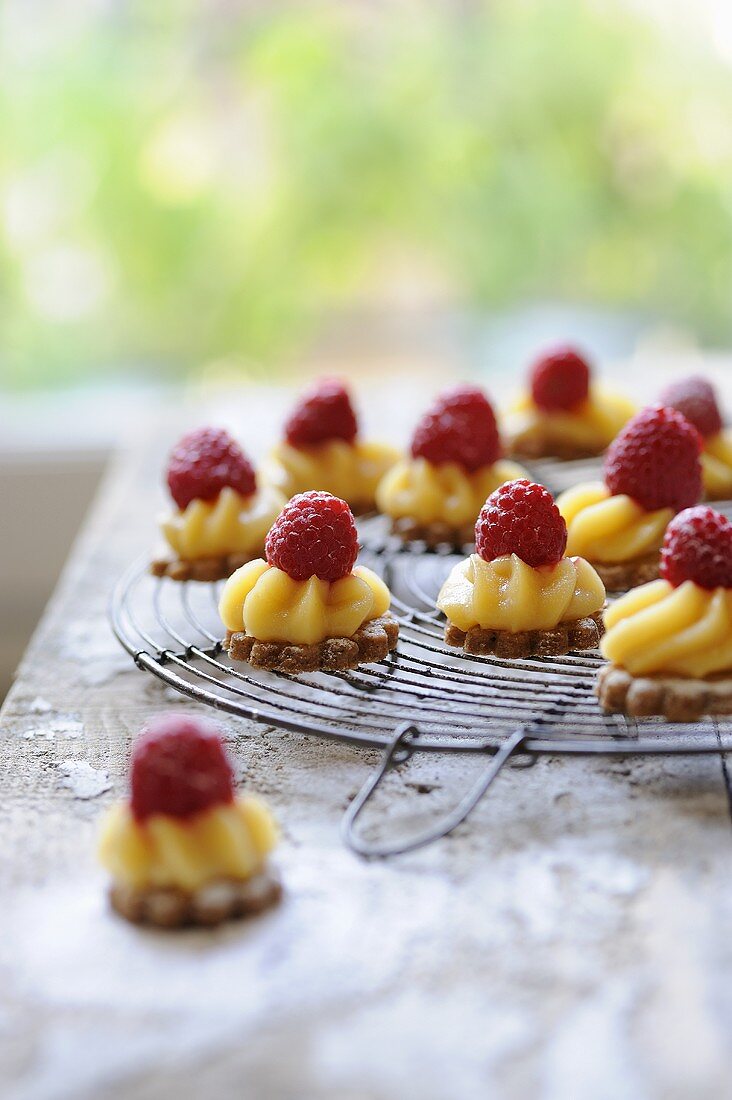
[659,376,732,501]
[505,343,634,460]
[264,379,399,512]
[376,386,526,545]
[154,427,284,581]
[557,406,703,590]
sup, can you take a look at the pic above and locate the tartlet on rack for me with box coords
[220,491,398,672]
[437,479,606,658]
[557,405,702,590]
[659,375,732,502]
[98,714,282,927]
[376,385,526,547]
[597,506,732,721]
[504,344,634,460]
[264,378,399,514]
[152,427,284,581]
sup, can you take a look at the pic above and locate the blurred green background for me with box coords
[3,0,732,389]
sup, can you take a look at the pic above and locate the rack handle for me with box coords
[341,722,530,859]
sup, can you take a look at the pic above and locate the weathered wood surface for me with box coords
[2,377,732,1100]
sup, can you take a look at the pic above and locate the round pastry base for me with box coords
[151,551,260,583]
[110,869,282,928]
[597,664,732,722]
[225,613,400,673]
[592,553,659,592]
[444,610,605,659]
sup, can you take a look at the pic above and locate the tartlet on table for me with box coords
[504,344,634,461]
[263,378,399,514]
[659,375,732,502]
[98,714,282,927]
[437,478,606,658]
[376,384,526,548]
[597,506,732,721]
[152,427,284,582]
[557,405,703,591]
[219,491,398,673]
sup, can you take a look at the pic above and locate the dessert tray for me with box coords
[111,458,732,858]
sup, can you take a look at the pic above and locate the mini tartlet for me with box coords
[98,714,281,927]
[557,406,702,590]
[152,427,284,581]
[504,344,634,461]
[597,506,732,721]
[220,491,398,672]
[659,375,732,501]
[437,479,606,658]
[376,384,526,547]
[264,378,399,514]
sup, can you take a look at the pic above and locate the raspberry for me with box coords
[284,378,358,447]
[658,376,723,439]
[130,714,234,822]
[167,427,256,510]
[265,491,358,581]
[530,345,591,412]
[474,479,567,567]
[660,506,732,589]
[410,385,501,472]
[604,405,702,513]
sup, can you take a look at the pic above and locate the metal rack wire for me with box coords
[110,484,732,856]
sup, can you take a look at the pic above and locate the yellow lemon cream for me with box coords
[702,429,732,500]
[601,579,732,678]
[219,560,391,645]
[161,485,284,561]
[557,482,672,563]
[98,796,277,892]
[507,386,634,454]
[265,439,400,510]
[376,457,526,528]
[437,553,605,633]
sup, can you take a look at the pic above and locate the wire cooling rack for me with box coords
[110,462,732,856]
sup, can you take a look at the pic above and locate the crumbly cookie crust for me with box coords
[507,430,604,462]
[151,550,260,582]
[110,869,282,928]
[225,613,399,673]
[591,553,659,592]
[596,663,732,722]
[444,610,605,659]
[389,516,475,549]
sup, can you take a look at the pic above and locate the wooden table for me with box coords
[3,376,732,1100]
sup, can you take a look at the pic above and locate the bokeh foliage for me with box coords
[2,0,732,387]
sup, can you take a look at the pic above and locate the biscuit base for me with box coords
[592,553,659,591]
[444,610,605,658]
[110,869,282,928]
[225,613,399,672]
[507,431,604,462]
[389,516,475,549]
[151,550,260,582]
[596,664,732,723]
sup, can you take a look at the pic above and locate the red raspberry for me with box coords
[265,491,358,581]
[130,714,234,823]
[530,345,591,412]
[284,378,358,448]
[604,405,702,513]
[661,506,732,589]
[167,427,256,510]
[474,479,567,567]
[658,376,723,439]
[410,385,501,472]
